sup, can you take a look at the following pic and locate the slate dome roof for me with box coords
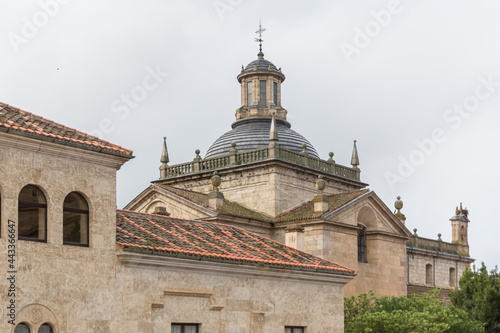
[243,52,279,73]
[205,117,319,158]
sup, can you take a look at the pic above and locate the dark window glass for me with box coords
[63,192,89,246]
[14,323,31,333]
[38,323,54,333]
[273,82,277,105]
[259,80,267,107]
[285,327,304,333]
[247,81,252,106]
[358,226,367,262]
[171,324,199,333]
[18,185,47,241]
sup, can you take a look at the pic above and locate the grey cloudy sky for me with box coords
[1,1,499,270]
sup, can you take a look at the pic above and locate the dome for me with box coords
[243,52,279,73]
[205,117,319,158]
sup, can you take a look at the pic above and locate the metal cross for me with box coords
[255,20,266,52]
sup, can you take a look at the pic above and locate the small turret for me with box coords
[450,202,470,256]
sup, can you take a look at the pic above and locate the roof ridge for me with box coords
[0,102,133,156]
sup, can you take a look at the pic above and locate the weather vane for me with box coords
[255,20,266,53]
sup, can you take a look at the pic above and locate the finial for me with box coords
[211,171,221,191]
[394,196,406,223]
[269,114,279,141]
[241,65,244,73]
[255,19,266,54]
[351,140,359,169]
[160,137,169,164]
[438,233,442,240]
[193,149,201,162]
[301,143,309,156]
[413,228,418,236]
[327,152,335,164]
[316,175,326,194]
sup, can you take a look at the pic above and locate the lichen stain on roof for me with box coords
[275,189,370,223]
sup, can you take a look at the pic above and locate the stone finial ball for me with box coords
[231,142,237,148]
[302,143,307,149]
[438,233,442,238]
[395,196,403,210]
[316,175,326,191]
[329,152,334,158]
[195,149,200,155]
[413,228,417,233]
[211,171,221,188]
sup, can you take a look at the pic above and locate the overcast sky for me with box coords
[1,0,499,270]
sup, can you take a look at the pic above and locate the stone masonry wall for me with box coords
[158,162,364,217]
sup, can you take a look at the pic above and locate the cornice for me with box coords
[0,132,130,169]
[118,251,355,285]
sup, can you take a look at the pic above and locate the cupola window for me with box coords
[259,80,266,107]
[273,82,277,105]
[247,81,252,106]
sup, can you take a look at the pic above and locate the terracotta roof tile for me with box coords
[116,210,355,275]
[276,189,370,222]
[0,102,133,158]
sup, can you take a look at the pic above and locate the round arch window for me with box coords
[38,323,54,333]
[14,322,31,333]
[18,185,47,241]
[63,192,89,246]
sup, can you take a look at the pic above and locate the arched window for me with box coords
[18,185,47,241]
[426,264,433,285]
[38,323,54,333]
[358,226,367,263]
[14,322,31,333]
[63,192,89,246]
[449,267,456,287]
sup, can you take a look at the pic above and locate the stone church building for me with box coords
[0,43,473,332]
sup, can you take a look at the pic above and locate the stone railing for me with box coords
[407,231,459,255]
[162,145,361,181]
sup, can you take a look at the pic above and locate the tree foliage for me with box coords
[345,289,484,333]
[450,263,500,333]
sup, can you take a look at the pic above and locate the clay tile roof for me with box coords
[154,184,273,222]
[0,102,133,158]
[116,210,355,275]
[276,189,370,223]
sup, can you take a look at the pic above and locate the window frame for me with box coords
[18,185,48,243]
[14,322,32,333]
[273,81,278,105]
[259,80,267,107]
[171,323,199,333]
[247,81,253,106]
[357,225,367,263]
[62,192,89,247]
[285,326,305,333]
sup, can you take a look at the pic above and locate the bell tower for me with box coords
[235,22,287,121]
[450,203,470,256]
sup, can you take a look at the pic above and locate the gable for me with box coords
[124,185,216,220]
[324,191,411,238]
